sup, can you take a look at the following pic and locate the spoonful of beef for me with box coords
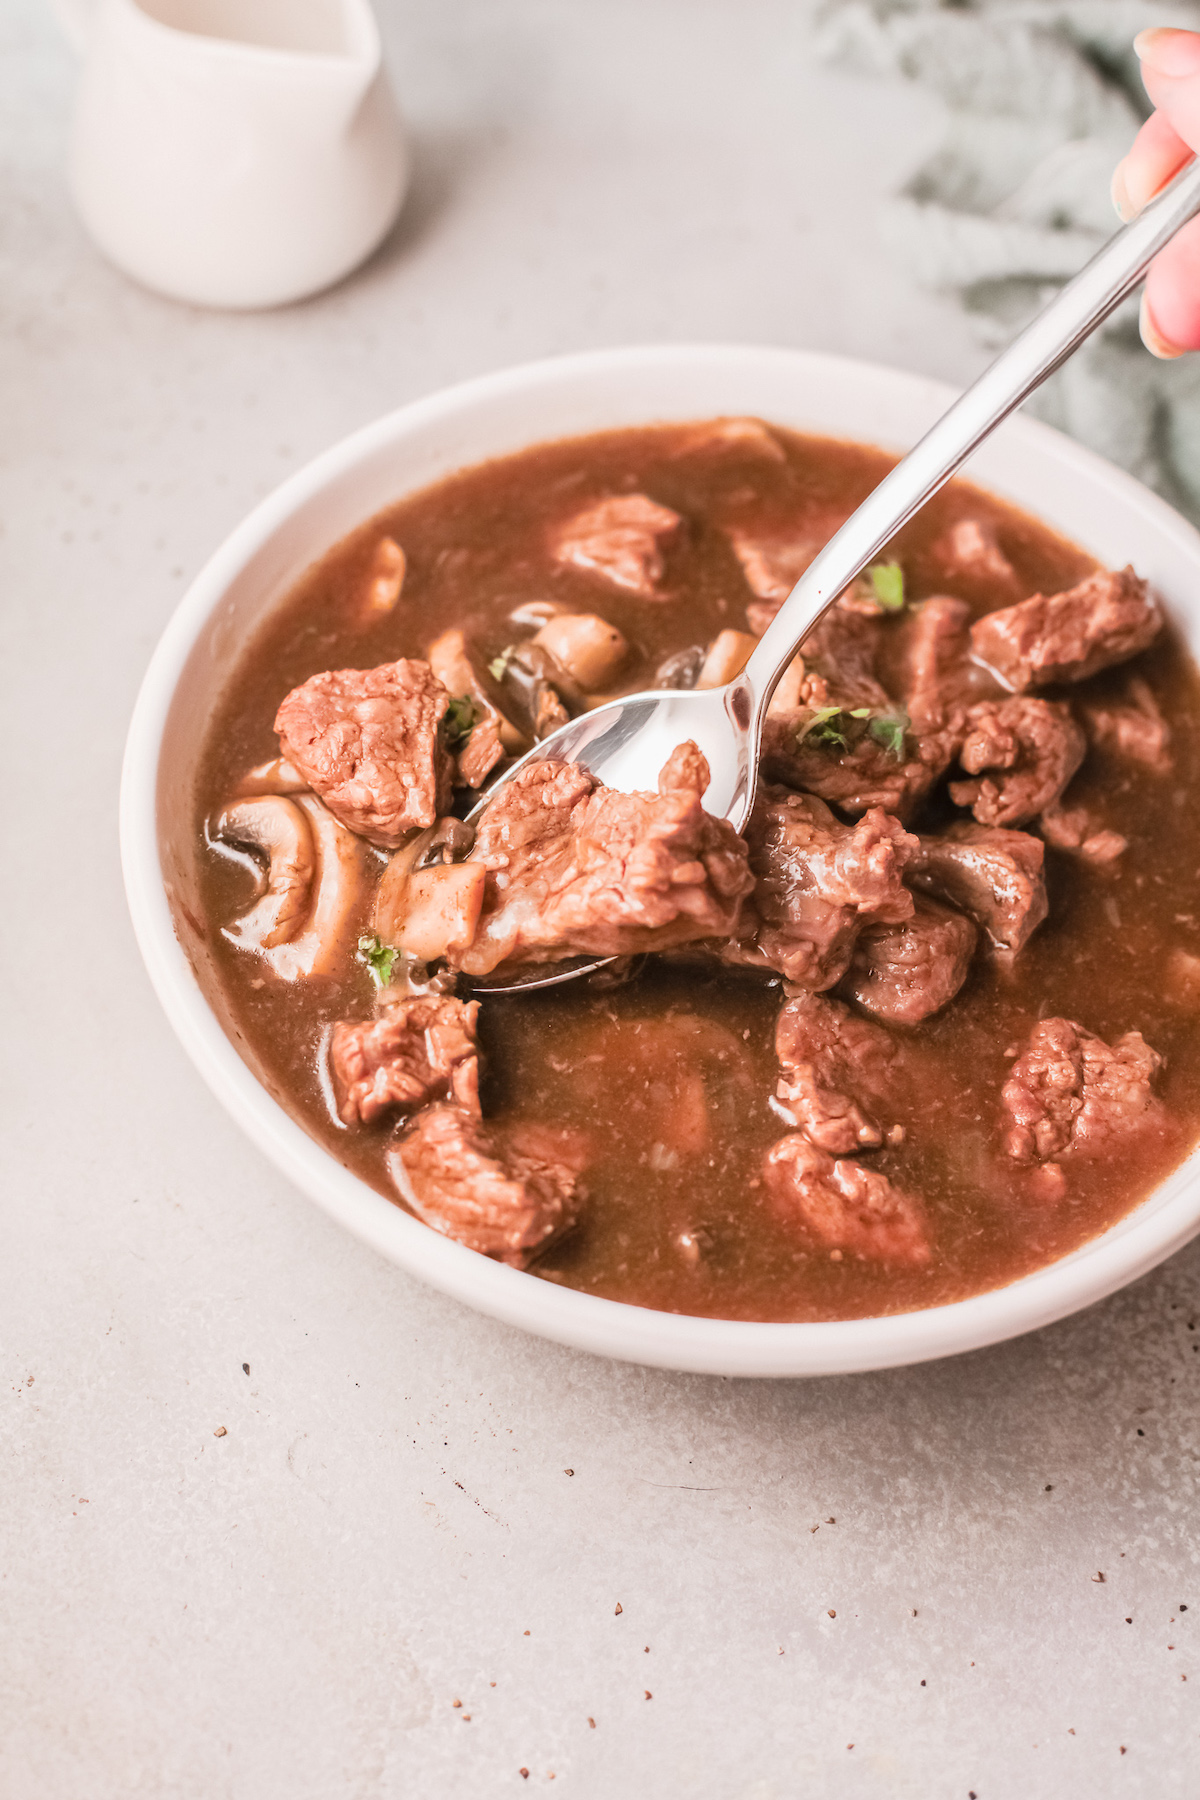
[458,157,1200,993]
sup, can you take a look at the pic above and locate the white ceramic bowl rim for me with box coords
[120,342,1200,1376]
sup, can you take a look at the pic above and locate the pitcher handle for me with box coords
[46,0,94,53]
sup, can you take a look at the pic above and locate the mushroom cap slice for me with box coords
[234,756,309,797]
[216,797,315,949]
[264,796,376,981]
[532,613,629,691]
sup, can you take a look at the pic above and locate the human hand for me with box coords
[1113,28,1200,358]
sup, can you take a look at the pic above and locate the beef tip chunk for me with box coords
[388,1105,584,1267]
[908,822,1048,957]
[275,659,452,848]
[895,596,977,733]
[763,714,955,822]
[758,602,956,817]
[775,992,901,1154]
[455,713,505,790]
[551,494,682,597]
[970,566,1161,692]
[727,786,916,988]
[764,1135,930,1266]
[1081,675,1172,774]
[727,515,849,608]
[949,696,1085,828]
[930,518,1015,587]
[329,996,480,1127]
[1039,801,1127,864]
[748,582,892,709]
[1002,1017,1165,1163]
[671,417,786,462]
[794,604,891,710]
[448,742,753,975]
[842,893,976,1026]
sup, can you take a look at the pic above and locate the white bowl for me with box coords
[120,344,1200,1376]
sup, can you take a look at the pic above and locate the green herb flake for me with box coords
[488,646,515,682]
[443,694,478,748]
[798,705,850,751]
[868,561,905,612]
[868,711,909,759]
[356,933,398,989]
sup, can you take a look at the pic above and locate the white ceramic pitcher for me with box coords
[49,0,410,309]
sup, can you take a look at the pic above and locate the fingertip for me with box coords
[1141,291,1186,360]
[1134,27,1200,77]
[1111,158,1137,221]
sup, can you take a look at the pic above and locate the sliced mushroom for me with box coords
[235,756,309,796]
[696,629,756,689]
[509,599,566,631]
[263,796,376,981]
[215,793,373,980]
[216,797,315,949]
[654,645,704,690]
[387,864,487,962]
[427,627,525,756]
[373,824,440,941]
[360,536,406,619]
[533,612,629,691]
[375,823,486,962]
[499,642,581,740]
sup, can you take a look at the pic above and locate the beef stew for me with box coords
[193,420,1200,1321]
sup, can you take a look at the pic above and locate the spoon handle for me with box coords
[742,154,1200,713]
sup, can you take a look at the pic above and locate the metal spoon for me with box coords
[468,156,1200,994]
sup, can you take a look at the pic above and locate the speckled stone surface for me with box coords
[2,3,1197,1795]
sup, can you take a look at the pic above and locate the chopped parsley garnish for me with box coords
[356,933,397,989]
[797,705,848,749]
[868,709,910,759]
[442,693,478,748]
[796,704,909,759]
[867,561,905,611]
[488,646,515,682]
[797,704,870,751]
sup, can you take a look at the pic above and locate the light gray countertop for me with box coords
[3,2,1197,1795]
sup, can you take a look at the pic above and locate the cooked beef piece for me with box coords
[330,996,481,1126]
[426,625,521,786]
[763,716,957,822]
[908,822,1048,957]
[764,1134,930,1265]
[775,992,901,1153]
[727,513,850,607]
[1002,1017,1165,1163]
[796,605,892,710]
[895,596,975,733]
[749,591,890,708]
[455,714,505,789]
[949,696,1085,828]
[275,659,452,848]
[671,417,786,462]
[842,893,976,1026]
[1038,802,1127,864]
[726,786,916,988]
[448,742,753,975]
[387,1104,584,1266]
[930,518,1015,586]
[970,566,1160,692]
[1081,675,1172,773]
[550,494,682,596]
